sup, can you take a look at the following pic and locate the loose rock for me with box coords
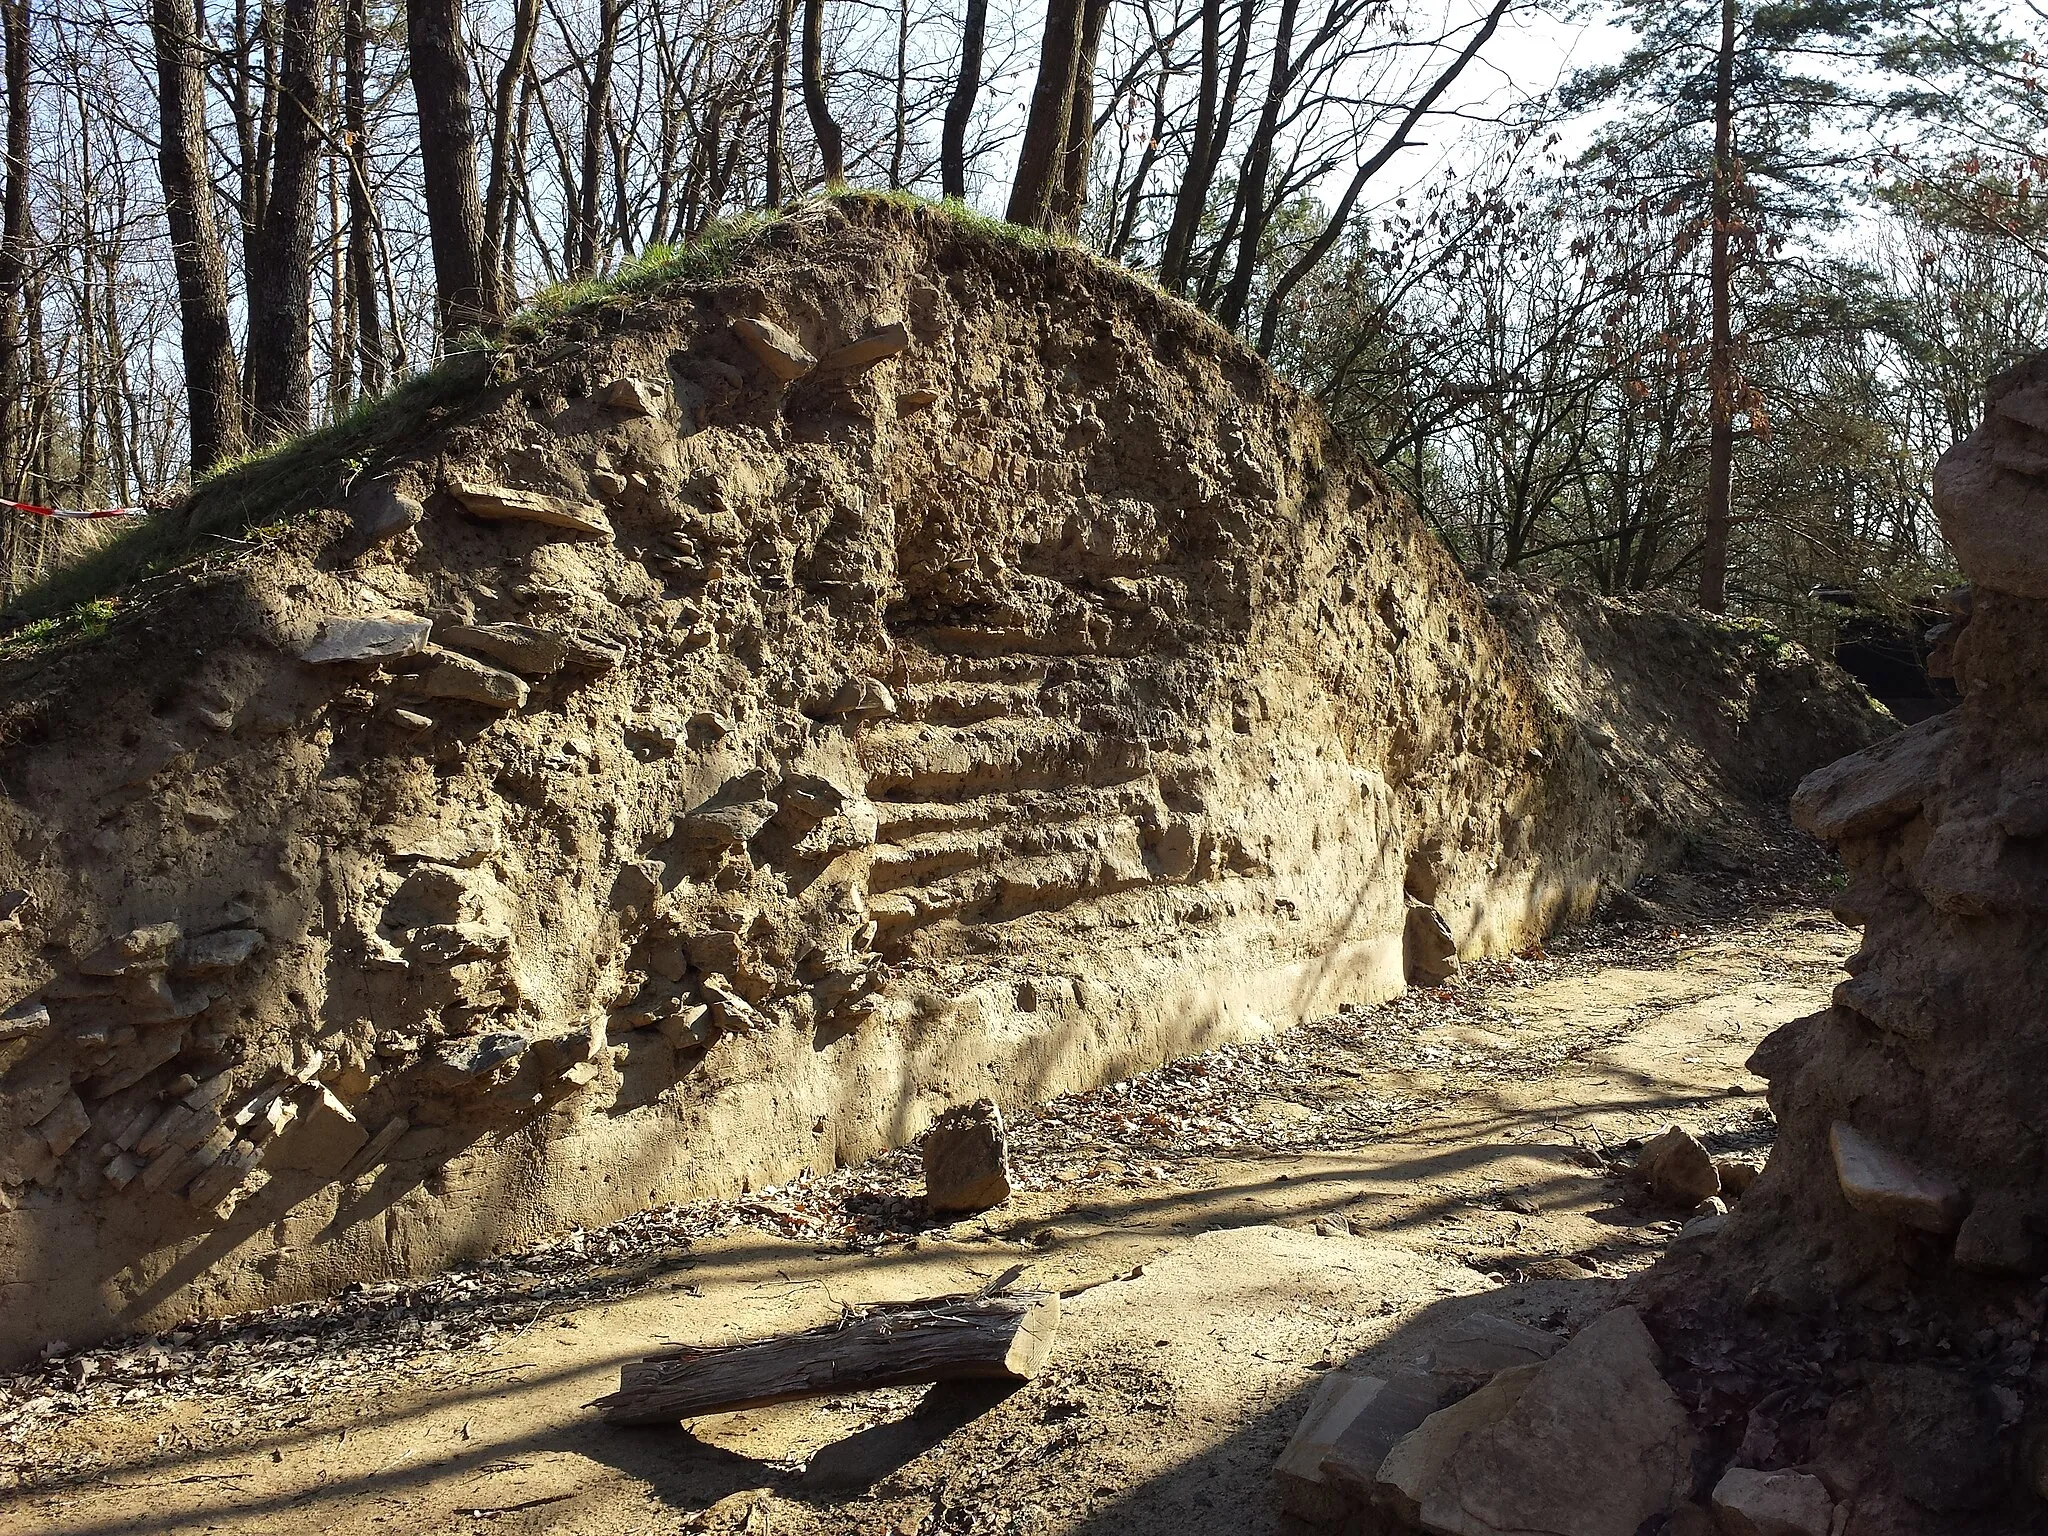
[300,615,432,665]
[1634,1126,1721,1208]
[923,1099,1012,1212]
[732,315,815,381]
[1416,1306,1698,1536]
[1710,1466,1833,1536]
[447,480,612,538]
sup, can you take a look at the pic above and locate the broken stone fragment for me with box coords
[184,1136,261,1210]
[818,320,912,372]
[1634,1125,1721,1208]
[897,388,940,413]
[1274,1370,1385,1521]
[700,977,767,1034]
[731,315,815,381]
[0,1001,52,1073]
[264,1088,368,1177]
[300,614,432,665]
[447,479,613,538]
[1714,1155,1762,1198]
[33,1092,88,1157]
[436,620,569,676]
[79,922,183,977]
[1829,1121,1967,1234]
[1375,1364,1542,1529]
[1321,1372,1462,1498]
[1415,1306,1697,1536]
[923,1098,1012,1212]
[564,634,625,672]
[1404,897,1459,984]
[337,1114,408,1183]
[1426,1312,1563,1384]
[387,707,435,732]
[430,1031,529,1083]
[174,928,265,978]
[601,376,666,417]
[399,647,529,709]
[1710,1466,1834,1536]
[611,861,663,910]
[349,481,424,545]
[1953,1191,2048,1273]
[84,1026,186,1098]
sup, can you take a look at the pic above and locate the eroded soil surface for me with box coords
[2,865,1851,1536]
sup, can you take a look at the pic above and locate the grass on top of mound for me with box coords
[0,193,1138,655]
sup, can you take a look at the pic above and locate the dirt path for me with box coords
[3,890,1852,1536]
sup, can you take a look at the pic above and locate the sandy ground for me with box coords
[2,890,1852,1536]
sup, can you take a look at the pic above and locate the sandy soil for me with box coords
[2,883,1852,1536]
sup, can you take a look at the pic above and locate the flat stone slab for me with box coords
[732,316,815,381]
[301,614,432,665]
[1275,1370,1385,1521]
[819,320,912,372]
[447,480,612,537]
[1416,1307,1698,1536]
[1830,1121,1966,1234]
[437,621,569,676]
[401,648,530,709]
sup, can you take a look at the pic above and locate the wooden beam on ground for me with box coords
[595,1291,1062,1426]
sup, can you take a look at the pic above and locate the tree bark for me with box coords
[1699,0,1738,612]
[0,0,29,493]
[483,0,538,308]
[245,0,326,444]
[1050,0,1109,234]
[766,0,792,204]
[1006,0,1086,230]
[343,0,385,396]
[596,1293,1062,1425]
[1215,0,1298,331]
[574,0,623,279]
[801,0,844,188]
[409,0,496,337]
[940,0,987,200]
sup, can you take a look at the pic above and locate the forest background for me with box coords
[0,0,2034,640]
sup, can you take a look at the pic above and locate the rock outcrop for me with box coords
[0,196,1886,1363]
[1661,350,2048,1533]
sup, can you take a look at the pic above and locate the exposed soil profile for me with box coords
[0,195,1886,1368]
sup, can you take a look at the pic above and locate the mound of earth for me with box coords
[0,195,1887,1364]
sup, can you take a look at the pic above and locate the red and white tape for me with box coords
[2,497,152,520]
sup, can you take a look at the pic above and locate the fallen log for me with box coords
[595,1291,1061,1426]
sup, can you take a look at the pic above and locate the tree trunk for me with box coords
[409,0,496,336]
[1006,0,1086,230]
[766,0,792,204]
[343,0,385,396]
[940,0,987,200]
[574,0,622,279]
[246,0,325,443]
[1214,0,1298,331]
[483,0,538,308]
[149,0,242,474]
[596,1294,1062,1425]
[1050,0,1109,234]
[801,0,844,188]
[0,0,29,494]
[889,0,909,188]
[1699,0,1738,613]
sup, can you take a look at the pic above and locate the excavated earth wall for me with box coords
[0,198,1886,1363]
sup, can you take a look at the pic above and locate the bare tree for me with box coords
[246,0,327,441]
[409,0,497,335]
[802,0,844,186]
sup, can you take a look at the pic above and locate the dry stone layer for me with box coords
[0,197,1884,1363]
